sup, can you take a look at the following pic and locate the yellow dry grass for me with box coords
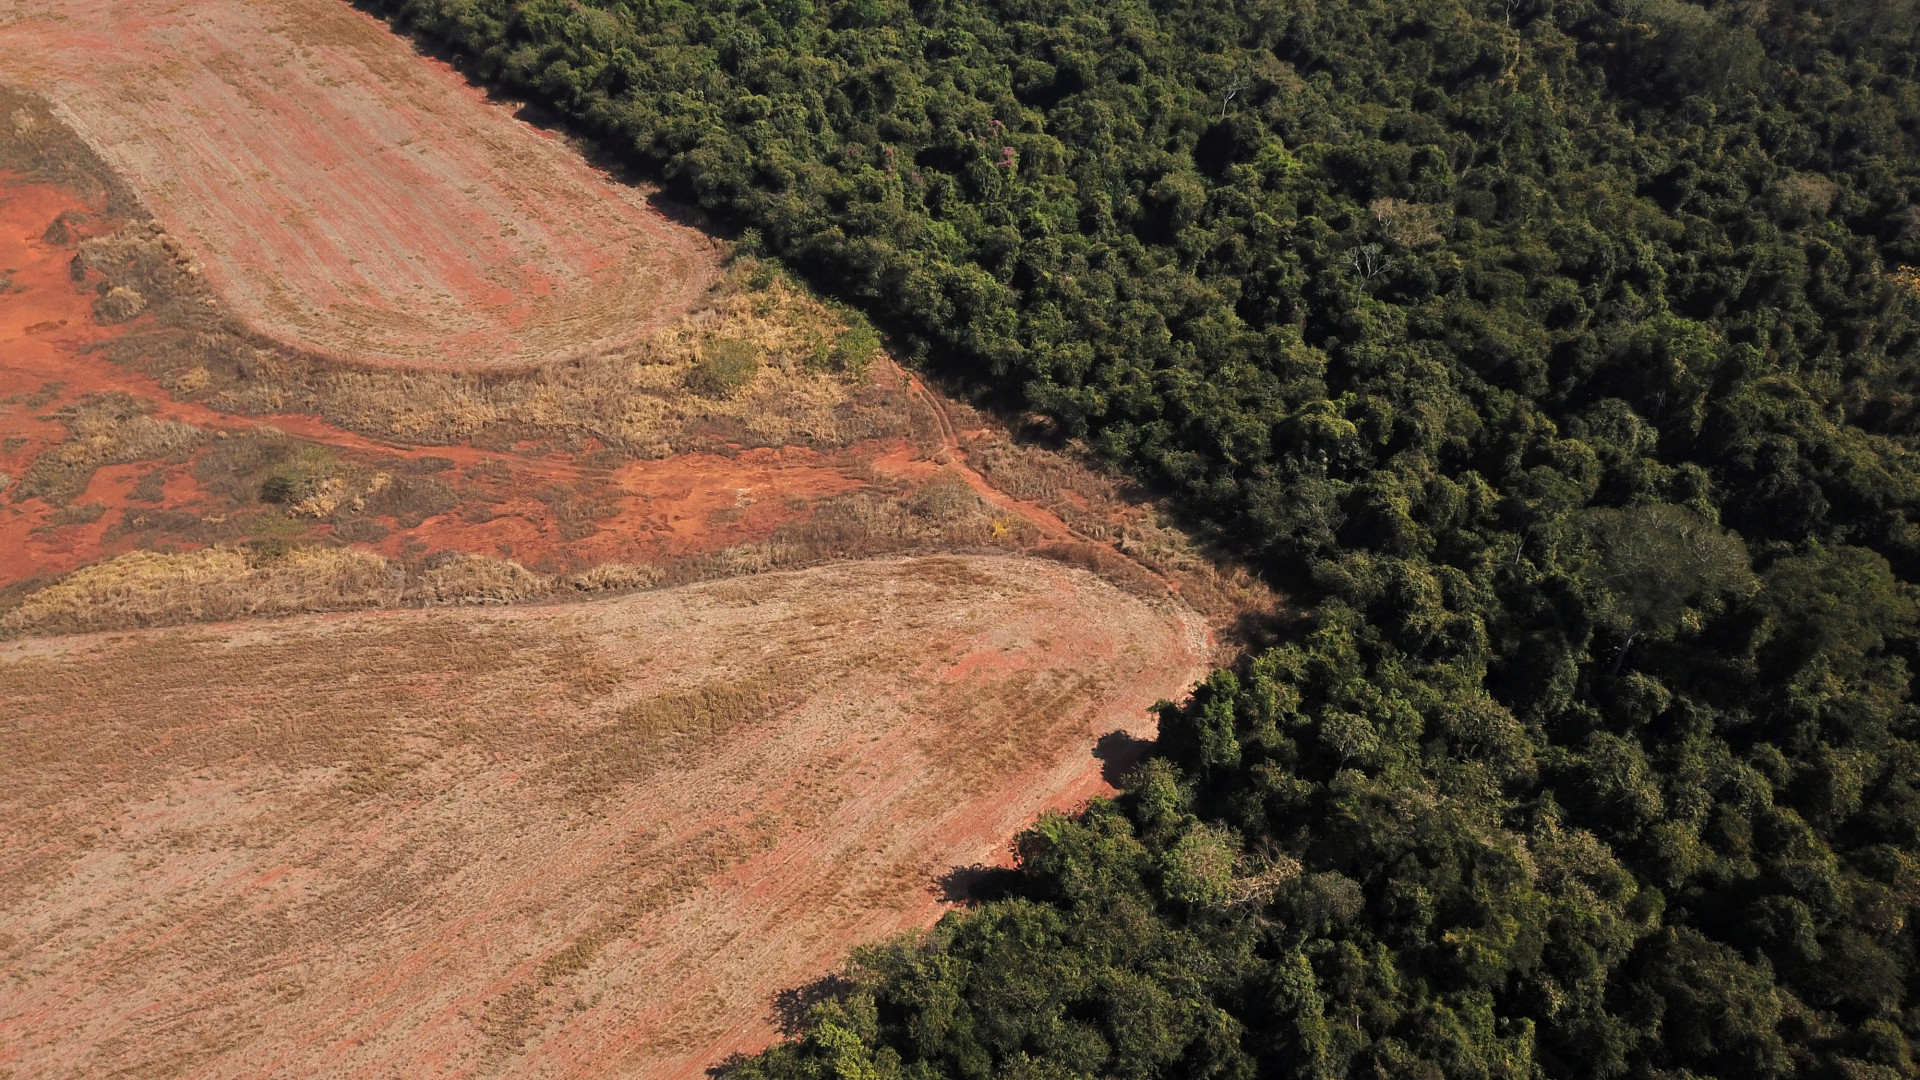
[0,546,571,636]
[0,547,398,635]
[11,393,206,504]
[411,552,552,606]
[101,250,910,456]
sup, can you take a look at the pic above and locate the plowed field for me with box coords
[0,0,717,368]
[0,555,1210,1079]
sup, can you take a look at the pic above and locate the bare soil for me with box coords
[0,555,1211,1079]
[0,0,719,368]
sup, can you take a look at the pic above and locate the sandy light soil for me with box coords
[0,0,718,368]
[0,554,1210,1079]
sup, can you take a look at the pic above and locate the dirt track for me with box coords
[0,555,1211,1079]
[0,0,717,368]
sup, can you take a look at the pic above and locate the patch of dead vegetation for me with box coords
[412,551,552,606]
[0,86,137,212]
[0,546,402,635]
[11,392,205,505]
[0,469,1030,638]
[0,545,609,637]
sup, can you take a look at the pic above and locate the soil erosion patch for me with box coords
[0,554,1211,1080]
[0,0,717,367]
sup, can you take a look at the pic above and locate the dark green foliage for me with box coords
[367,0,1920,1075]
[832,321,881,378]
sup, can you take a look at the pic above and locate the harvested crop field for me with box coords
[0,555,1211,1079]
[0,0,717,368]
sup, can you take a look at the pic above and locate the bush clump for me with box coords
[688,338,760,398]
[829,324,879,380]
[258,447,341,506]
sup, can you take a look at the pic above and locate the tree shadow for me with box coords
[768,972,857,1036]
[1092,729,1153,787]
[935,862,1022,906]
[344,0,724,237]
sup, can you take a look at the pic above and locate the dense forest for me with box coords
[364,0,1920,1075]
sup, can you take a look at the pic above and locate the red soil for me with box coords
[0,172,904,586]
[3,170,1174,602]
[0,0,718,368]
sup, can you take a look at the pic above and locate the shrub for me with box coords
[830,324,879,380]
[689,337,760,397]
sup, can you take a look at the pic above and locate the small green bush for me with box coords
[804,330,834,372]
[689,338,760,398]
[830,324,879,380]
[259,447,338,504]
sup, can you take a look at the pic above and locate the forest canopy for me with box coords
[365,0,1920,1075]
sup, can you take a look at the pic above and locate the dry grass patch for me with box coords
[0,546,569,637]
[411,552,553,606]
[0,86,137,211]
[567,562,668,592]
[11,393,205,505]
[0,546,400,635]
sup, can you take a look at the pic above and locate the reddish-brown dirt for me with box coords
[0,0,719,368]
[5,168,1254,624]
[0,172,887,585]
[0,555,1212,1079]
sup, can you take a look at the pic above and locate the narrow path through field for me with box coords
[904,371,1079,543]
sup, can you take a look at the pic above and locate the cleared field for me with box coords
[0,554,1211,1079]
[0,0,717,368]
